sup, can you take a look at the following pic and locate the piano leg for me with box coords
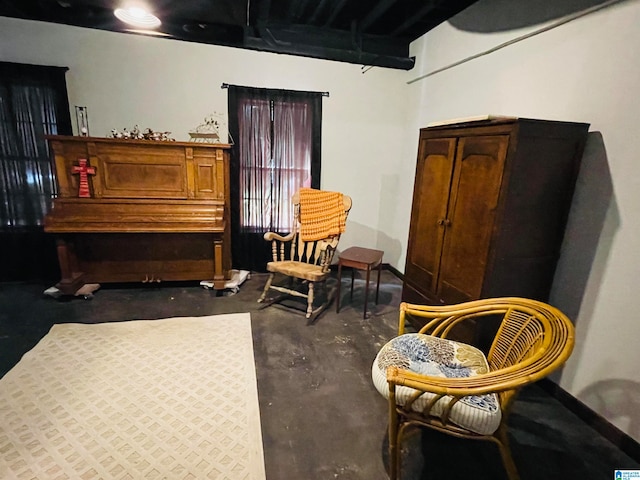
[212,237,226,290]
[54,237,85,295]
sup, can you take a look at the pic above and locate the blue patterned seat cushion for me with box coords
[372,333,501,435]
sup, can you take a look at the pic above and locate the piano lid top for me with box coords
[46,135,232,149]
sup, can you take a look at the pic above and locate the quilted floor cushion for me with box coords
[372,333,501,435]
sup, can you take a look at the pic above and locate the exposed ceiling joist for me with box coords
[0,0,481,70]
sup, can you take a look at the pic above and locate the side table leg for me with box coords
[364,267,371,319]
[336,262,343,313]
[350,268,354,300]
[376,262,382,304]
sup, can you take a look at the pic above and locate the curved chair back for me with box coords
[268,190,352,271]
[383,297,575,480]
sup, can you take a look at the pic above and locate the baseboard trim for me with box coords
[538,378,640,462]
[383,263,404,280]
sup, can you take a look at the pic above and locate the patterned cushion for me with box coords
[372,333,501,435]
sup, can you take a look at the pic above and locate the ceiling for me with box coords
[0,0,480,70]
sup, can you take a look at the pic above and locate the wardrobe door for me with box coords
[436,134,509,303]
[404,136,457,298]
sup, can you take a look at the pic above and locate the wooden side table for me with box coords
[336,246,384,319]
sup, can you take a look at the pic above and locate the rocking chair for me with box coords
[258,188,352,321]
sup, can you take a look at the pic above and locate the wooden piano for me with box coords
[43,135,232,295]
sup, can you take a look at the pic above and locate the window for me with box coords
[238,96,315,231]
[0,62,72,228]
[227,86,323,271]
[0,62,72,281]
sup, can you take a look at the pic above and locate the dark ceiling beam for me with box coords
[255,0,271,23]
[359,0,397,32]
[323,0,349,27]
[390,0,441,37]
[243,21,413,68]
[350,19,360,52]
[390,0,438,37]
[257,26,290,48]
[287,0,311,22]
[0,0,25,16]
[244,32,415,70]
[308,0,332,24]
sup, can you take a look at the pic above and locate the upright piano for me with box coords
[43,135,232,295]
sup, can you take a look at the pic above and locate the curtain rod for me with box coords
[221,83,329,97]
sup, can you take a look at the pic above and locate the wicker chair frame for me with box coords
[258,190,352,321]
[385,297,575,480]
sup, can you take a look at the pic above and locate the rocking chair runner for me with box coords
[258,188,352,319]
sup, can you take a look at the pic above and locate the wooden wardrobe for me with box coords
[402,117,589,341]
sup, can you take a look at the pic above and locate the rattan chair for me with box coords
[258,189,352,321]
[371,297,575,480]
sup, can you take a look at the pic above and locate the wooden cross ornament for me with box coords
[72,158,96,198]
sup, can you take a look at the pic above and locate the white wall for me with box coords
[0,16,409,261]
[405,0,640,441]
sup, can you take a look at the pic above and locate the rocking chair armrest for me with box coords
[263,231,295,242]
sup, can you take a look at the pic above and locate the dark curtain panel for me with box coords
[0,62,72,281]
[228,86,322,272]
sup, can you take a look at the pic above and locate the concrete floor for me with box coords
[1,270,638,479]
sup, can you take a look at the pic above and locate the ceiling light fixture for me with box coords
[114,6,161,29]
